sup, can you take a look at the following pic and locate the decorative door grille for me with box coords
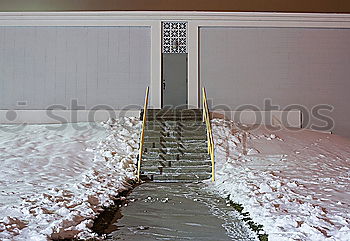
[162,21,187,54]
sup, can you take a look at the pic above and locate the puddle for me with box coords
[104,182,256,240]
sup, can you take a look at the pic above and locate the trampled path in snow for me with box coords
[108,182,257,241]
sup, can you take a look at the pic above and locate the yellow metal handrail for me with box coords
[137,86,149,182]
[202,87,215,182]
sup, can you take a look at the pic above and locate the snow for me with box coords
[0,118,140,240]
[1,115,349,240]
[208,118,350,241]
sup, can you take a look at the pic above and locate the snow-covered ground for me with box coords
[0,118,140,240]
[209,118,350,241]
[1,116,350,240]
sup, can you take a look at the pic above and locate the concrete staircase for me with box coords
[140,109,212,183]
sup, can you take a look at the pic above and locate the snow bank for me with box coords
[0,117,140,240]
[209,118,350,241]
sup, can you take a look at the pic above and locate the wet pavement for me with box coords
[106,182,256,241]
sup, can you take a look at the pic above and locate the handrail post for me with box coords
[137,86,149,182]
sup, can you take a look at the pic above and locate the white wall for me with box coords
[200,27,350,137]
[0,26,151,110]
[0,12,350,129]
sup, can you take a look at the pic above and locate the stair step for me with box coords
[145,123,206,128]
[141,159,211,167]
[144,131,206,138]
[143,140,207,145]
[145,126,206,131]
[142,110,204,120]
[144,143,207,148]
[144,147,208,154]
[144,109,202,115]
[142,166,212,174]
[144,179,201,183]
[144,136,207,142]
[146,118,203,122]
[143,142,208,148]
[142,152,210,160]
[145,126,206,132]
[146,120,205,126]
[145,127,206,133]
[149,173,212,182]
[145,128,206,133]
[146,113,202,117]
[146,108,202,111]
[144,133,207,140]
